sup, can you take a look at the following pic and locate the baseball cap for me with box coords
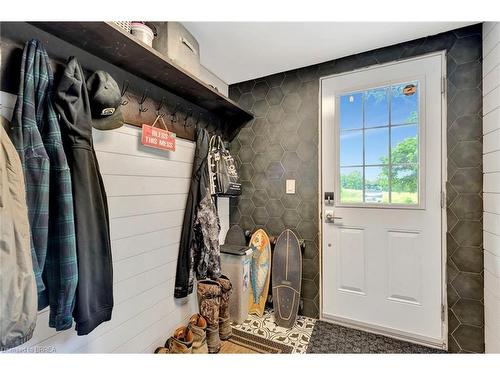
[86,70,124,130]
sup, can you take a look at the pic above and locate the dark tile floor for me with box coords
[306,320,446,354]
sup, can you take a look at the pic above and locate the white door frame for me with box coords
[317,51,448,349]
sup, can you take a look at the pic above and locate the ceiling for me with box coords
[182,22,476,84]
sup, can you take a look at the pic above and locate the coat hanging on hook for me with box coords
[54,56,113,336]
[174,127,221,299]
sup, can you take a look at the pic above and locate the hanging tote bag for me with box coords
[208,135,241,196]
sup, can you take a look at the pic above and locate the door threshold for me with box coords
[321,312,447,351]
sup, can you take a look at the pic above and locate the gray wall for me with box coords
[229,23,484,353]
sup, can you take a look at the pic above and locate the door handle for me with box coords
[325,210,342,223]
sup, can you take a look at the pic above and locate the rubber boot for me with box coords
[197,280,221,354]
[154,326,193,354]
[188,313,209,354]
[217,275,233,340]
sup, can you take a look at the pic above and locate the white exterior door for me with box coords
[320,52,446,348]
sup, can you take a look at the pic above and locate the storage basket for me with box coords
[131,22,155,47]
[150,22,200,77]
[113,21,132,33]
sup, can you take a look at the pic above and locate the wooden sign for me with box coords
[141,124,176,151]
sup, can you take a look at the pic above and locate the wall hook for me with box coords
[194,112,201,129]
[205,116,213,130]
[120,80,130,106]
[156,97,167,118]
[215,120,224,137]
[170,103,181,123]
[204,115,212,130]
[184,109,193,128]
[138,88,149,113]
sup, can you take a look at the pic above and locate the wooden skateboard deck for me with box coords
[224,224,246,246]
[248,229,271,317]
[272,229,302,328]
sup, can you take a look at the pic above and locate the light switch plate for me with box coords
[286,179,296,194]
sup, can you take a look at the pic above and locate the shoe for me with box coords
[154,326,193,354]
[154,347,169,353]
[188,313,209,354]
[217,275,232,340]
[197,279,222,354]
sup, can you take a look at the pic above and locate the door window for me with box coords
[338,81,420,206]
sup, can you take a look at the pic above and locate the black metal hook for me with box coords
[156,97,167,118]
[120,80,130,106]
[184,108,193,128]
[138,88,149,113]
[170,103,181,123]
[216,125,222,137]
[202,115,211,129]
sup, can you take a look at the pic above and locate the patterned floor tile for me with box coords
[231,308,316,353]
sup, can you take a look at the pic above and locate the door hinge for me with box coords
[441,76,446,95]
[441,304,446,322]
[440,191,446,208]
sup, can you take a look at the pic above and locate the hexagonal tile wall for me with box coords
[266,87,284,106]
[229,23,483,352]
[252,81,270,101]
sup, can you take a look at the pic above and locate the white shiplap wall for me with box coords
[1,91,206,353]
[483,22,500,354]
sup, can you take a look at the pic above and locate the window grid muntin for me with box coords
[340,122,418,133]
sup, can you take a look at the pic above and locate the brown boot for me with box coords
[197,280,221,354]
[154,326,193,354]
[188,314,209,354]
[154,347,169,353]
[217,275,232,340]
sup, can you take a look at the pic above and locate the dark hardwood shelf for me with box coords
[30,22,253,132]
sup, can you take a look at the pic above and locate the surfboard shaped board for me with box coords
[248,229,271,317]
[224,224,246,246]
[272,229,302,329]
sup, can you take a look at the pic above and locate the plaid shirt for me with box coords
[10,40,78,331]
